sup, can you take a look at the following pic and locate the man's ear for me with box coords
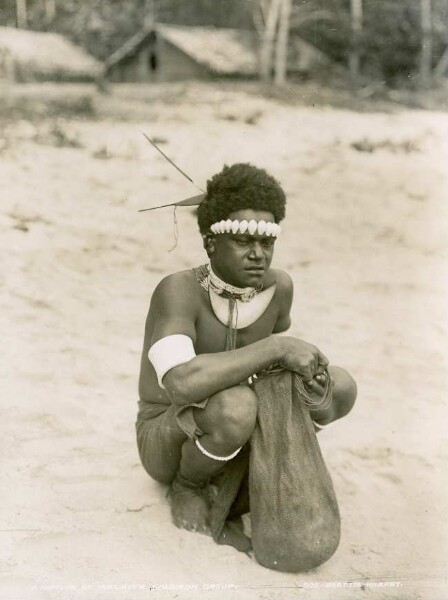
[202,234,216,257]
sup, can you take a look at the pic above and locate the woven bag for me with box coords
[250,369,341,572]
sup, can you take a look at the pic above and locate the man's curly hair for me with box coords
[197,163,286,235]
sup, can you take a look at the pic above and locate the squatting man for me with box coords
[136,163,357,541]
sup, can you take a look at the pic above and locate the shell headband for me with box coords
[210,219,281,237]
[138,137,283,245]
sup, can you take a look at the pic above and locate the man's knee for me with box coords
[196,385,258,445]
[328,366,357,419]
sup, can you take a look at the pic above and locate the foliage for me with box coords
[1,0,147,59]
[297,0,448,82]
[1,0,447,82]
[0,0,252,60]
[156,0,252,28]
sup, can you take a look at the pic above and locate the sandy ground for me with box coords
[1,82,447,600]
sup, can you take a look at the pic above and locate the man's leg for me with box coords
[136,405,188,484]
[169,385,257,534]
[310,366,357,428]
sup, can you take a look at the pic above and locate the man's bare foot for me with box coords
[168,475,211,534]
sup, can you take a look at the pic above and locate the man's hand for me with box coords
[279,337,329,382]
[305,370,334,398]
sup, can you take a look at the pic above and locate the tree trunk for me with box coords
[349,0,362,80]
[274,0,292,85]
[0,48,16,82]
[434,45,448,79]
[259,0,282,82]
[419,0,432,86]
[16,0,27,28]
[253,0,269,33]
[142,0,154,28]
[44,0,56,24]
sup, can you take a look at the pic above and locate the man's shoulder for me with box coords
[151,268,201,305]
[271,268,293,295]
[270,269,293,333]
[145,269,200,344]
[154,268,197,293]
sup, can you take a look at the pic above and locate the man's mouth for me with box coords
[245,266,265,273]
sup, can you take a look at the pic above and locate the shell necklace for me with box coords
[193,263,275,350]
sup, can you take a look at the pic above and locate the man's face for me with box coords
[209,209,277,288]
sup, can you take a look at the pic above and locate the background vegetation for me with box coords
[1,0,447,84]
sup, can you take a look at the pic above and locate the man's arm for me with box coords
[272,270,293,334]
[147,272,198,347]
[148,273,328,406]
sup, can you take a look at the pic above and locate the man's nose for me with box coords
[249,242,264,260]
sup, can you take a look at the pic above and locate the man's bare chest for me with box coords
[194,290,278,354]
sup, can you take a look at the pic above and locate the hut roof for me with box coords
[104,23,331,78]
[0,27,101,80]
[104,29,156,71]
[157,24,257,76]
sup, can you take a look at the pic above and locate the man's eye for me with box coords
[235,238,249,246]
[262,239,275,248]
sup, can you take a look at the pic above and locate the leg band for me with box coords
[195,439,242,462]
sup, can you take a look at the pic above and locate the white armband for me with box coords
[148,334,196,389]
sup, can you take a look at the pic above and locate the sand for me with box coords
[1,82,447,600]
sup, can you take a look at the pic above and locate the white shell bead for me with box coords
[247,220,257,235]
[210,219,281,236]
[257,220,267,235]
[238,220,248,233]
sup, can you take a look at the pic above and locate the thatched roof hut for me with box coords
[156,24,258,77]
[104,24,258,82]
[0,27,101,82]
[105,23,331,83]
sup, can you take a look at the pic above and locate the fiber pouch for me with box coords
[250,369,341,572]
